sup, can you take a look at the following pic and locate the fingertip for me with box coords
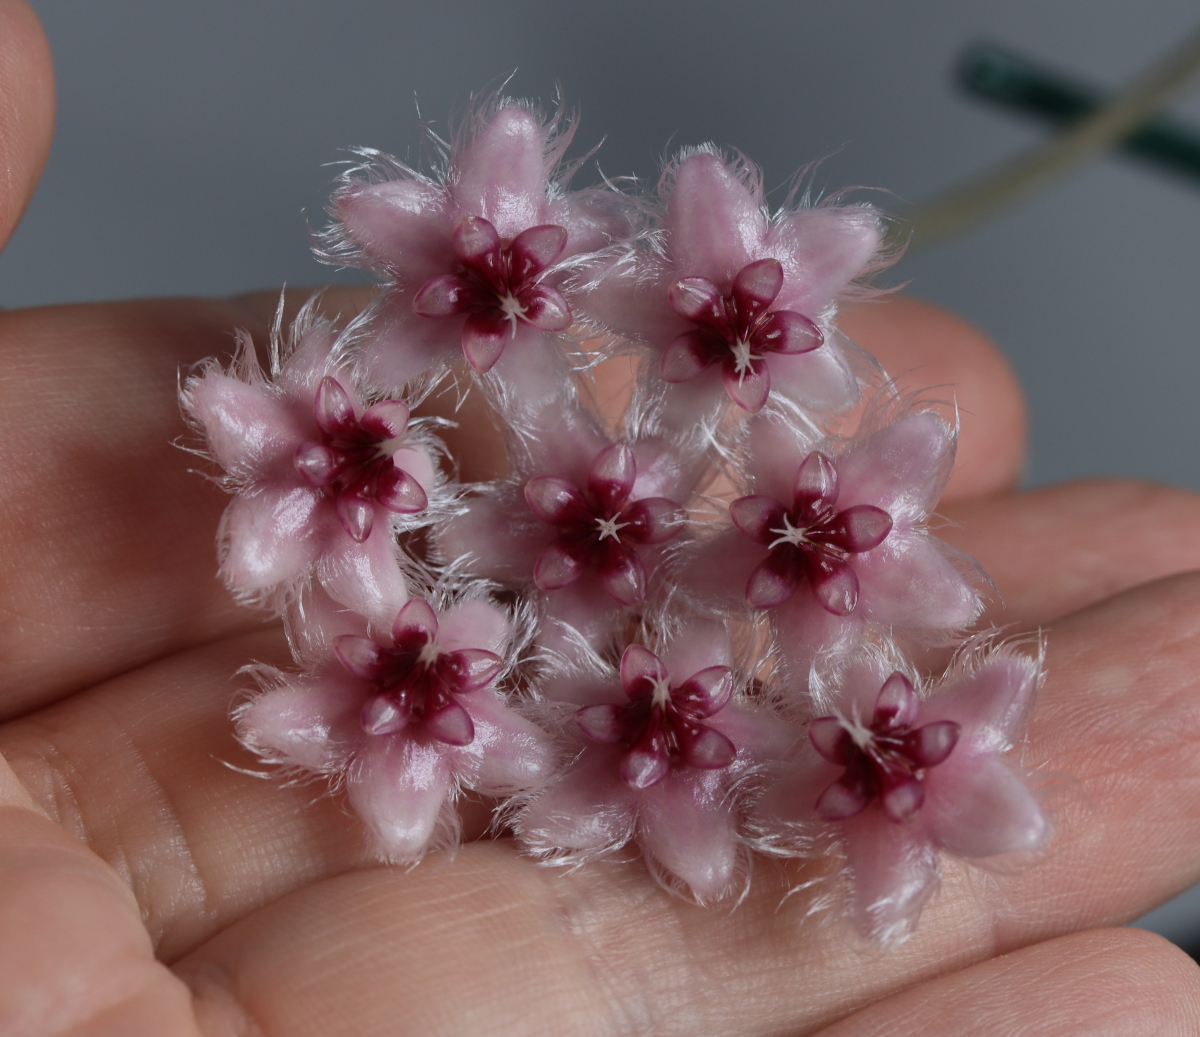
[840,296,1028,502]
[0,0,55,251]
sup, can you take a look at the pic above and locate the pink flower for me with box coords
[435,402,696,654]
[578,149,892,427]
[320,99,632,397]
[682,408,980,678]
[517,625,793,901]
[181,300,436,628]
[755,648,1048,943]
[239,596,556,861]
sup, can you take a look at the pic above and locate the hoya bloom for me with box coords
[518,625,794,901]
[239,596,555,861]
[755,648,1048,944]
[181,300,437,629]
[578,149,892,432]
[681,408,980,680]
[319,98,632,404]
[435,403,693,654]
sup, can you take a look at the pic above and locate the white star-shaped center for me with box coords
[595,514,630,543]
[417,639,442,670]
[730,337,758,381]
[498,292,527,335]
[649,672,673,711]
[767,512,812,550]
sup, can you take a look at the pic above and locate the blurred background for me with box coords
[4,0,1199,949]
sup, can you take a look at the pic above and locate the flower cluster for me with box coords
[182,94,1048,943]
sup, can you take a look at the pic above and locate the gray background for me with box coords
[4,0,1199,946]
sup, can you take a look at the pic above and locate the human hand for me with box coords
[4,4,1200,1033]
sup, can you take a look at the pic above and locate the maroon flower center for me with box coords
[730,450,892,614]
[335,600,503,747]
[294,377,428,543]
[575,645,737,789]
[412,216,573,373]
[524,445,683,606]
[662,258,823,412]
[809,673,961,823]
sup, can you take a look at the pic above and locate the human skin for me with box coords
[4,3,1200,1033]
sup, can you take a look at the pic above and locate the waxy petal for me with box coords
[722,360,770,412]
[673,666,733,718]
[412,273,475,317]
[906,720,961,768]
[660,330,714,383]
[621,746,670,789]
[423,700,475,746]
[461,309,510,373]
[453,107,546,238]
[808,717,855,765]
[928,757,1048,858]
[293,442,339,486]
[392,598,439,650]
[533,538,587,591]
[873,672,918,730]
[731,258,783,322]
[360,399,411,439]
[334,634,388,681]
[587,444,637,511]
[361,694,409,736]
[794,451,839,512]
[620,644,666,699]
[509,224,568,282]
[597,542,646,606]
[679,725,736,770]
[376,466,428,515]
[452,215,502,277]
[881,775,925,823]
[524,476,591,526]
[667,276,724,324]
[825,504,892,553]
[816,773,869,820]
[348,737,452,861]
[622,496,683,545]
[757,309,822,355]
[810,555,860,616]
[666,152,763,282]
[335,492,374,543]
[745,549,803,609]
[520,284,572,331]
[729,494,788,545]
[576,703,625,743]
[439,648,503,694]
[314,376,356,436]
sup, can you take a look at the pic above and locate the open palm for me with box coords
[3,5,1200,1034]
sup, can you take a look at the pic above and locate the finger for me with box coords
[840,296,1027,502]
[0,295,324,717]
[0,0,54,252]
[165,572,1200,1036]
[811,927,1200,1037]
[0,754,201,1036]
[940,478,1200,628]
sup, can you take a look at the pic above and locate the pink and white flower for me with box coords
[239,596,556,861]
[755,647,1048,943]
[181,300,439,629]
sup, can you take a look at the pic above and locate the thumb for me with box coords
[0,0,54,254]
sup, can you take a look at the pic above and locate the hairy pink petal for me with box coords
[836,413,955,519]
[854,536,979,630]
[842,810,940,943]
[219,487,321,592]
[335,179,453,282]
[723,360,770,412]
[517,745,637,853]
[666,152,762,281]
[392,598,439,649]
[766,345,858,414]
[534,539,587,591]
[437,599,511,656]
[524,476,590,525]
[453,107,547,238]
[927,655,1039,753]
[349,737,453,861]
[927,756,1048,858]
[462,691,557,793]
[767,204,885,316]
[729,494,787,544]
